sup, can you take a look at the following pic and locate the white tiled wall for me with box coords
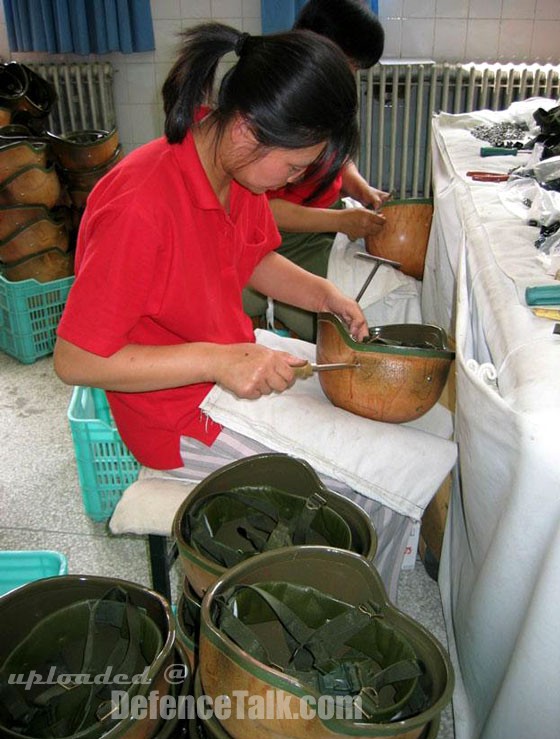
[380,0,560,63]
[1,0,559,152]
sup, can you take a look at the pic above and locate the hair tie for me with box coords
[235,32,250,57]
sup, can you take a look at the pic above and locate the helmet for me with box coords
[316,313,455,423]
[364,199,433,281]
[173,454,377,598]
[0,63,56,129]
[198,547,454,739]
[187,669,232,738]
[176,579,202,673]
[153,643,192,738]
[0,575,179,739]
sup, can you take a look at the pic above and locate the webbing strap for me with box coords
[221,585,377,671]
[0,587,150,738]
[215,609,273,667]
[0,678,35,725]
[217,583,423,721]
[188,489,329,567]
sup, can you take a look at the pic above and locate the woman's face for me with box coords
[224,121,326,194]
[233,144,326,194]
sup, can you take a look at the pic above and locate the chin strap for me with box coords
[0,587,161,738]
[216,583,427,725]
[186,486,345,568]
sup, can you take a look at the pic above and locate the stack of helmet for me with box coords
[0,453,454,738]
[0,574,192,738]
[48,127,122,211]
[0,62,123,283]
[172,453,454,739]
[0,62,72,283]
[173,453,379,674]
[0,62,56,133]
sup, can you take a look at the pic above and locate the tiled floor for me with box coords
[0,349,455,737]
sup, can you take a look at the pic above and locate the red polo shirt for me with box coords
[58,128,280,469]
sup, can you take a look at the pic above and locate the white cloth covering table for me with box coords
[423,98,560,739]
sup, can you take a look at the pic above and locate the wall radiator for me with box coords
[22,61,560,200]
[358,62,560,199]
[26,61,116,135]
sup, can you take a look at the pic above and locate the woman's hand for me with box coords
[356,185,391,211]
[320,288,369,342]
[337,207,385,241]
[212,343,308,399]
[341,162,391,211]
[250,252,369,341]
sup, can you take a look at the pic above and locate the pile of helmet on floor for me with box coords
[0,454,454,738]
[0,62,121,283]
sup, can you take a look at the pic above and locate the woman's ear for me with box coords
[230,113,256,147]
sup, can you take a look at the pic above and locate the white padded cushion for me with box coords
[109,478,196,536]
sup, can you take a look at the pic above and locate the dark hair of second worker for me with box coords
[294,0,384,70]
[162,23,359,201]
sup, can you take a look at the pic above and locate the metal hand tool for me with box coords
[293,362,359,380]
[353,252,402,303]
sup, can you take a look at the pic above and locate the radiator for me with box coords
[358,62,560,199]
[25,62,116,135]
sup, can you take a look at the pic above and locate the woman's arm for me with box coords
[269,197,385,241]
[269,198,343,233]
[248,251,369,341]
[341,161,391,210]
[53,337,310,400]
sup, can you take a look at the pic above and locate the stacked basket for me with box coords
[172,453,454,739]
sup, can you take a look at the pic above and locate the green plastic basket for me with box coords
[68,386,140,522]
[0,273,74,364]
[0,550,68,596]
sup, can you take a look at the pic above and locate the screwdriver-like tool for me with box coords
[293,362,359,379]
[353,252,402,303]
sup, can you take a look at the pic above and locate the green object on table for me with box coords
[480,147,519,157]
[525,284,560,305]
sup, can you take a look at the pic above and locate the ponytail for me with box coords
[162,22,358,193]
[163,23,239,143]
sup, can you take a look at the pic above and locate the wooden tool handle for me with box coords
[293,362,313,379]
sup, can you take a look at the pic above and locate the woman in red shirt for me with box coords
[244,0,422,342]
[54,23,368,472]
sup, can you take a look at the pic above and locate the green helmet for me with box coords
[199,547,454,739]
[176,579,202,674]
[188,665,441,739]
[0,575,180,739]
[173,454,378,598]
[153,644,192,739]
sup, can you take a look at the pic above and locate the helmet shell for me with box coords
[199,547,454,739]
[0,574,178,739]
[316,314,454,423]
[177,578,202,674]
[173,453,378,598]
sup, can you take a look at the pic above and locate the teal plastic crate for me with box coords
[0,550,68,596]
[68,386,140,522]
[0,273,74,364]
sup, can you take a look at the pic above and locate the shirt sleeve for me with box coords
[57,195,161,357]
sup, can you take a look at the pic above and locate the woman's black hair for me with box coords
[294,0,384,70]
[162,23,358,201]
